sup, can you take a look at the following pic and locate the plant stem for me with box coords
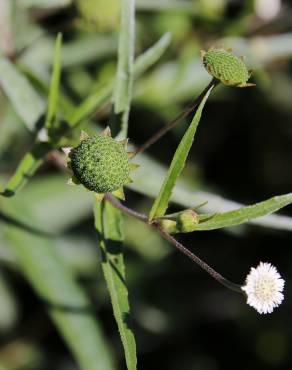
[104,193,242,294]
[104,193,148,222]
[154,222,242,293]
[134,78,219,155]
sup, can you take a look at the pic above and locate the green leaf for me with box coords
[67,32,171,128]
[136,0,195,12]
[94,3,137,368]
[1,174,92,233]
[2,204,114,370]
[0,57,45,130]
[195,193,292,231]
[133,32,172,79]
[68,82,113,127]
[112,0,136,138]
[19,0,72,8]
[0,30,171,198]
[23,32,170,130]
[0,33,172,199]
[149,86,213,219]
[0,142,51,197]
[45,33,62,130]
[128,152,292,231]
[94,201,137,370]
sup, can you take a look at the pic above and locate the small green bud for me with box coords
[176,209,199,232]
[70,135,130,193]
[158,209,199,234]
[201,48,254,87]
[159,219,178,234]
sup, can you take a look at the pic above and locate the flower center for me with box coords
[254,276,277,301]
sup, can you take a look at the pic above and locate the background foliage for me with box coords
[0,0,292,369]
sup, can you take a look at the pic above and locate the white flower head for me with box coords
[242,262,285,314]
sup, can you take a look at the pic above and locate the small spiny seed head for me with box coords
[70,135,130,193]
[202,48,251,87]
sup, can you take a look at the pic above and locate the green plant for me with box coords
[0,1,292,370]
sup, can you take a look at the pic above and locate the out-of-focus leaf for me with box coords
[94,201,137,370]
[149,87,212,219]
[0,228,100,276]
[0,58,45,130]
[0,340,42,370]
[55,234,101,275]
[124,216,170,261]
[45,33,62,130]
[68,83,113,127]
[20,35,117,78]
[133,32,171,78]
[24,32,171,126]
[3,206,114,370]
[0,174,92,233]
[68,32,172,128]
[0,143,51,197]
[0,271,18,333]
[0,0,13,57]
[19,0,72,9]
[0,107,27,155]
[62,35,117,69]
[220,33,292,69]
[13,1,44,53]
[76,0,121,31]
[136,0,194,12]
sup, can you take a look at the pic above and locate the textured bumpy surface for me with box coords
[70,135,130,193]
[202,48,250,86]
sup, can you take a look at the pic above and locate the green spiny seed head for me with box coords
[201,48,252,87]
[70,135,130,193]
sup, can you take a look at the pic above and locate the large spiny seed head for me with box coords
[70,135,130,193]
[202,48,251,87]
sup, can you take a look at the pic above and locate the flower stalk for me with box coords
[105,193,242,294]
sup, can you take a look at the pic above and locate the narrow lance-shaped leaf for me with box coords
[0,57,45,130]
[149,86,213,219]
[96,1,138,370]
[93,1,138,368]
[94,201,137,370]
[128,153,292,232]
[45,32,62,130]
[195,193,292,231]
[112,0,135,138]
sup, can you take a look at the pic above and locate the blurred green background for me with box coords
[0,0,292,369]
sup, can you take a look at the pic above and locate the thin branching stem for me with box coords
[153,222,242,293]
[104,193,148,222]
[105,193,242,294]
[134,78,219,155]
